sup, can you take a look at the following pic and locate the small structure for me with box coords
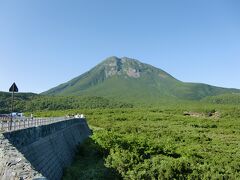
[74,114,85,118]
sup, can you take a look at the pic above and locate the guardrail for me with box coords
[0,117,74,132]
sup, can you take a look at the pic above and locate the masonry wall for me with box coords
[0,118,91,180]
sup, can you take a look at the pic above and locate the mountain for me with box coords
[42,56,240,104]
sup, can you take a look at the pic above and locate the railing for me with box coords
[0,116,74,132]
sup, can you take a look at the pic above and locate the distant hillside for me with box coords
[42,56,240,104]
[202,93,240,105]
[0,91,37,100]
[23,96,133,111]
[0,91,132,113]
[0,91,37,113]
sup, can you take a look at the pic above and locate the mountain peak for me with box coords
[100,56,144,78]
[103,56,120,62]
[100,56,174,79]
[102,56,140,65]
[42,56,240,102]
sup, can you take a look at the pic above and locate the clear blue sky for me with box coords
[0,0,240,93]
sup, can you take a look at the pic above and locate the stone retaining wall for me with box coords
[0,118,91,180]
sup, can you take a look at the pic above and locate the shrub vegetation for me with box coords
[60,105,240,179]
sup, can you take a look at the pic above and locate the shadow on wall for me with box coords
[2,118,91,180]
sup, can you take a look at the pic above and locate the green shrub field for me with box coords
[58,104,240,179]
